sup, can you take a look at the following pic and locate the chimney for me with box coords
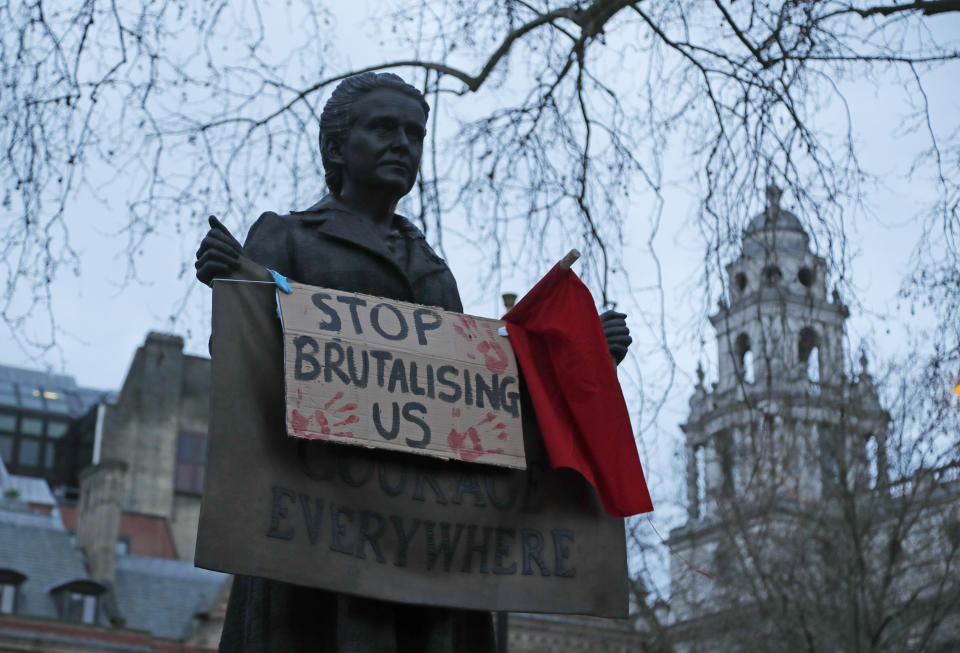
[76,459,128,582]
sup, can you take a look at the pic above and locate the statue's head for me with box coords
[319,72,430,198]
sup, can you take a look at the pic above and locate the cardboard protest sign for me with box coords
[278,281,526,470]
[195,281,629,617]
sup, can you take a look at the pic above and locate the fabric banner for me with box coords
[195,281,628,617]
[504,264,654,518]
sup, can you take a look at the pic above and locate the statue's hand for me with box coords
[195,215,271,286]
[600,310,632,366]
[195,216,242,286]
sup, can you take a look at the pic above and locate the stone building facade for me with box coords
[0,335,227,652]
[94,332,212,560]
[667,187,960,652]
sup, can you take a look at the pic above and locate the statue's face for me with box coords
[337,88,427,198]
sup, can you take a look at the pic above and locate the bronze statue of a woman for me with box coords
[195,72,630,653]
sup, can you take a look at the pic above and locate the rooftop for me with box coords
[114,555,227,640]
[0,457,57,505]
[0,363,111,417]
[0,503,89,623]
[0,499,227,641]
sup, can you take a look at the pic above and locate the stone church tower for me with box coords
[667,187,890,651]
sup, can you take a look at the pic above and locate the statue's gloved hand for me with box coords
[600,310,631,366]
[195,215,270,286]
[195,216,242,286]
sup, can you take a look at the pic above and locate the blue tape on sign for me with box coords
[269,269,292,294]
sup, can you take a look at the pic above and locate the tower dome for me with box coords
[742,185,809,255]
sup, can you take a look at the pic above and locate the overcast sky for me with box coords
[2,4,958,538]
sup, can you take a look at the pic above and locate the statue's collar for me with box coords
[297,193,349,216]
[295,194,425,241]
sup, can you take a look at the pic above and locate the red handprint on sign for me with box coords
[447,408,507,462]
[453,316,510,374]
[290,389,359,439]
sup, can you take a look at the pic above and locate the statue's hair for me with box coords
[319,72,429,196]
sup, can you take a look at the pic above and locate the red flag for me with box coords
[503,263,653,517]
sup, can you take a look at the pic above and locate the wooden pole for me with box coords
[557,249,580,269]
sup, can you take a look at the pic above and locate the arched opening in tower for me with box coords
[798,327,821,387]
[694,443,707,519]
[735,333,754,384]
[734,272,748,293]
[762,265,783,286]
[797,266,815,288]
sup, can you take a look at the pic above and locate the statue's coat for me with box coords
[218,194,493,653]
[241,194,462,312]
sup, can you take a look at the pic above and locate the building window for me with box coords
[799,327,821,389]
[0,583,15,614]
[806,350,820,388]
[175,431,208,495]
[51,580,106,624]
[1,413,17,466]
[66,592,98,623]
[17,438,41,467]
[0,570,27,615]
[797,267,815,287]
[734,272,748,293]
[20,417,43,435]
[864,433,883,489]
[694,444,707,519]
[117,536,130,556]
[47,420,69,438]
[735,333,754,384]
[742,350,755,384]
[0,383,18,408]
[798,327,818,363]
[762,265,782,285]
